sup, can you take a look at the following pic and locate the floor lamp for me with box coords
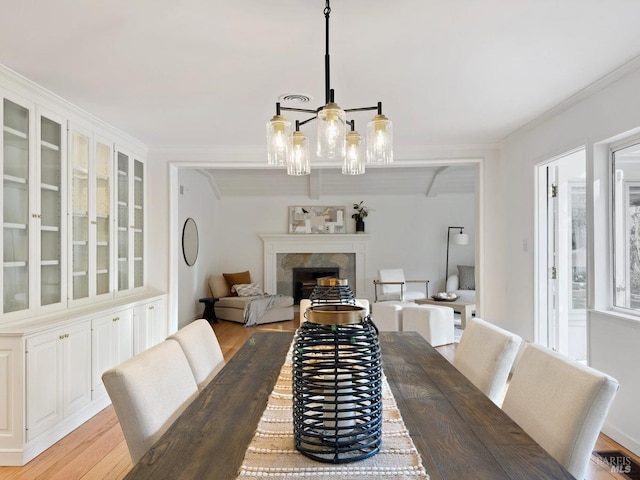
[445,226,469,281]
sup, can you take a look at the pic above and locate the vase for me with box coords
[355,220,365,233]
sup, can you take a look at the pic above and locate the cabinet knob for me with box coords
[32,213,38,218]
[59,334,65,340]
[149,305,154,310]
[91,220,97,225]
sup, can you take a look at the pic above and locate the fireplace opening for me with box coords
[292,267,340,305]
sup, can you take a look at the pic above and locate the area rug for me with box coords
[593,451,640,479]
[235,344,430,479]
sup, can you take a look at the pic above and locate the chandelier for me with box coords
[266,0,393,176]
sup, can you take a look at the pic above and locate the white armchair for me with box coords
[374,268,429,302]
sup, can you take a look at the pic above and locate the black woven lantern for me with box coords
[293,279,382,463]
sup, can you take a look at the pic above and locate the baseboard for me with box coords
[21,397,111,465]
[602,422,640,457]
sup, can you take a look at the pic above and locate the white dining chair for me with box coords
[167,319,226,390]
[502,343,619,480]
[102,340,199,463]
[453,317,522,405]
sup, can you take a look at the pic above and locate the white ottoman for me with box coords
[371,301,414,331]
[401,305,455,346]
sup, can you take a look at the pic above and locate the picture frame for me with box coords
[288,206,345,234]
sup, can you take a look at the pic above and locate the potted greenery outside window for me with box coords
[352,201,373,233]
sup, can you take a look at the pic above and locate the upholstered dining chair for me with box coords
[453,318,522,405]
[502,343,619,480]
[373,268,429,302]
[102,340,199,463]
[167,319,226,390]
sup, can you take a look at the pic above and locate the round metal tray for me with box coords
[305,304,365,325]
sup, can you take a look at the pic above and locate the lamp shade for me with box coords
[343,130,365,175]
[288,130,310,175]
[317,102,346,159]
[266,114,291,166]
[366,114,393,164]
[453,233,469,245]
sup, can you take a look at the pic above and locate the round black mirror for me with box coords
[182,217,199,266]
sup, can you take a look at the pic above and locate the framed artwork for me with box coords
[288,206,345,234]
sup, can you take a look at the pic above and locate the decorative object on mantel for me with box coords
[352,201,373,233]
[289,206,345,234]
[293,278,382,463]
[266,0,393,176]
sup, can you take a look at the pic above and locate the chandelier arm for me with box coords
[297,115,319,127]
[344,106,380,113]
[279,106,321,114]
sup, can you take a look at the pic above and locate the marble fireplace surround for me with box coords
[260,234,371,298]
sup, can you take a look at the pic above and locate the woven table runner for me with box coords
[235,344,430,479]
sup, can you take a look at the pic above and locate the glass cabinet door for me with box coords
[115,150,144,293]
[2,98,31,314]
[95,141,111,296]
[133,159,144,288]
[117,152,129,291]
[70,131,90,300]
[39,113,64,307]
[69,128,113,302]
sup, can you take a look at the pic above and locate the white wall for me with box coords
[176,169,218,329]
[210,192,476,300]
[496,65,640,454]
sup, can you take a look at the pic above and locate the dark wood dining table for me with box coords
[125,331,575,480]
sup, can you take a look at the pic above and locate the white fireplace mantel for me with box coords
[260,234,371,297]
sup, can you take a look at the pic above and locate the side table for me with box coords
[199,297,219,324]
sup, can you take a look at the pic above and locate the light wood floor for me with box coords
[0,315,636,480]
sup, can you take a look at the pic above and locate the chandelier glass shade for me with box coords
[266,114,292,166]
[288,129,311,176]
[317,102,346,159]
[343,128,365,175]
[266,0,393,175]
[366,113,393,164]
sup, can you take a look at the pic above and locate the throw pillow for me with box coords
[458,265,475,290]
[208,275,231,298]
[233,283,263,297]
[223,271,252,296]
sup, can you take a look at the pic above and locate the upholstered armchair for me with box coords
[373,268,429,302]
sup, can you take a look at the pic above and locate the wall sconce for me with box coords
[445,226,469,281]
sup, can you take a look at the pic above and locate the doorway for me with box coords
[536,148,586,361]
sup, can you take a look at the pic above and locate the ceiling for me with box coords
[2,0,640,197]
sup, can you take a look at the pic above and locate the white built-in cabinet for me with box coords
[133,297,166,354]
[0,294,166,465]
[0,68,166,466]
[2,94,67,318]
[26,321,92,442]
[91,308,134,400]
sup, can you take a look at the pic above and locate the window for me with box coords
[612,142,640,311]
